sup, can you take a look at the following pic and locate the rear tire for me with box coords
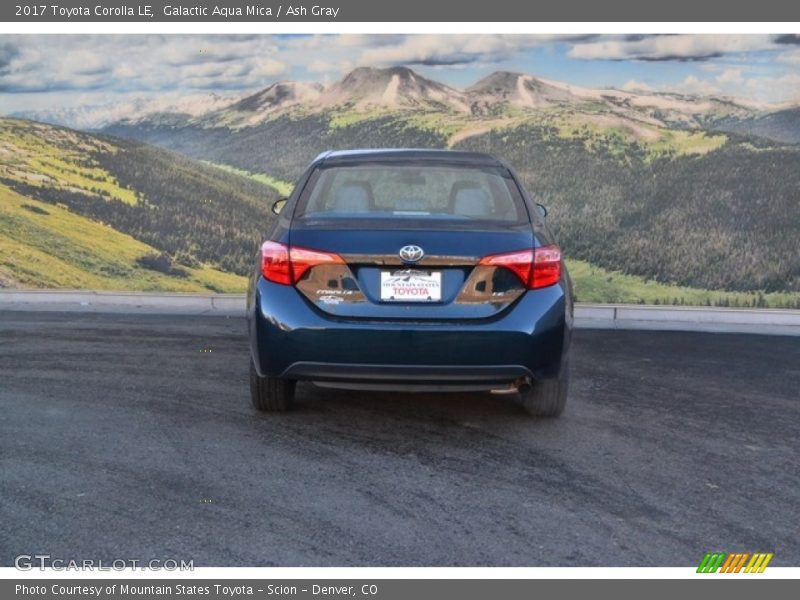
[520,355,569,418]
[250,358,295,412]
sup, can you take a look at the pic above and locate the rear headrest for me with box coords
[454,187,491,217]
[333,184,370,212]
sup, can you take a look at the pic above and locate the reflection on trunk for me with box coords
[294,255,525,318]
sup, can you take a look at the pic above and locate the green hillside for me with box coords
[567,259,798,308]
[0,184,243,291]
[0,118,277,291]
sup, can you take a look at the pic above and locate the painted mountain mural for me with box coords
[5,66,800,306]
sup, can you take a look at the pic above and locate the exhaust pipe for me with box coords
[490,377,532,395]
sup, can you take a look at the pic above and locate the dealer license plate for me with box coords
[380,270,442,302]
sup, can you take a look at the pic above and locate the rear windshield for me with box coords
[293,163,529,227]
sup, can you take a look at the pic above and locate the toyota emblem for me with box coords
[399,245,424,263]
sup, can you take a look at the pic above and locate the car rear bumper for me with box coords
[280,362,534,392]
[249,277,572,385]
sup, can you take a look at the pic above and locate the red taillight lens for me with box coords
[289,245,344,282]
[478,245,561,290]
[260,241,292,285]
[478,249,534,287]
[531,245,562,289]
[260,241,344,285]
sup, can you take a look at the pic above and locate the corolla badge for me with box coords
[399,245,424,263]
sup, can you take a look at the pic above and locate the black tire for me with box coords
[520,355,569,418]
[249,358,295,412]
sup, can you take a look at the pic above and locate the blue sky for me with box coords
[1,34,799,113]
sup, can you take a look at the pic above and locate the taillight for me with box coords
[260,241,292,285]
[288,245,344,281]
[260,241,344,285]
[478,245,561,290]
[478,249,534,287]
[530,245,562,289]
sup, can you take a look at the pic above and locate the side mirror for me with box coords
[272,198,288,215]
[536,203,548,218]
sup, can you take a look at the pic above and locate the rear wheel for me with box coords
[249,358,295,412]
[520,356,569,418]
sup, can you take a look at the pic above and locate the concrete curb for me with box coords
[1,290,799,336]
[575,304,800,336]
[0,290,244,316]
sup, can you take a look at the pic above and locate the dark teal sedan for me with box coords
[247,149,573,417]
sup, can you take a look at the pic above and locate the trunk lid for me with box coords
[288,227,535,320]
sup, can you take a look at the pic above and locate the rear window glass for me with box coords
[294,164,529,226]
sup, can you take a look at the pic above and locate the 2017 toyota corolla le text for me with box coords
[247,149,573,417]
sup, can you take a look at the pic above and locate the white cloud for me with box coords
[673,75,721,96]
[334,34,404,48]
[569,34,774,61]
[777,49,800,65]
[307,59,334,73]
[621,80,654,92]
[0,35,289,94]
[357,34,550,67]
[160,37,280,67]
[744,72,800,103]
[640,70,800,103]
[248,59,289,79]
[716,68,744,84]
[67,49,110,76]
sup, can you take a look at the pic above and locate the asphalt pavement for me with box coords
[1,311,798,566]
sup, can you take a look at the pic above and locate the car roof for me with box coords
[312,148,507,168]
